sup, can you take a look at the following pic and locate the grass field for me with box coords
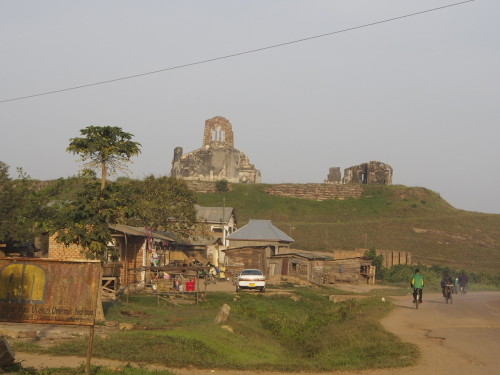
[196,184,500,273]
[13,287,418,372]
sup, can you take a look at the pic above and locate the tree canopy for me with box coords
[55,181,136,260]
[0,162,59,248]
[67,126,141,191]
[126,176,198,236]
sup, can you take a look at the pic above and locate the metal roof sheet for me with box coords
[226,220,294,242]
[109,224,175,242]
[195,205,235,224]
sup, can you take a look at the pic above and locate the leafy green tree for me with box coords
[0,162,16,245]
[67,126,141,191]
[55,181,136,260]
[0,163,45,247]
[364,247,385,279]
[127,176,197,235]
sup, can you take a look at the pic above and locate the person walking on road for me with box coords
[411,268,425,304]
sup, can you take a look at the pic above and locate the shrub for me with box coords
[215,179,229,193]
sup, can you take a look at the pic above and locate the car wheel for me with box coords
[260,287,265,293]
[236,286,240,293]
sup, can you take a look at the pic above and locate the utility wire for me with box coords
[1,0,475,104]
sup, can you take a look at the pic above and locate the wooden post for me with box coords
[86,264,101,375]
[197,268,202,307]
[85,325,95,375]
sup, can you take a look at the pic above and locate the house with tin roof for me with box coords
[223,220,294,278]
[226,219,293,252]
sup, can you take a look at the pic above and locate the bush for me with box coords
[381,264,500,290]
[215,179,229,193]
[364,247,385,279]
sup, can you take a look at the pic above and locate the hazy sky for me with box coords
[1,1,499,214]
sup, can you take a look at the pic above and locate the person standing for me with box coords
[411,268,425,304]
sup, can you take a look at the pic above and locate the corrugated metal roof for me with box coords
[156,230,191,245]
[195,205,235,224]
[226,220,294,242]
[109,224,175,242]
[274,249,333,260]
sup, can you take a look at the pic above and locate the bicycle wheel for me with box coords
[415,298,419,310]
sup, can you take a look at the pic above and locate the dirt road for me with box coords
[15,291,500,375]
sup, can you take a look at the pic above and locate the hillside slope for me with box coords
[197,184,500,273]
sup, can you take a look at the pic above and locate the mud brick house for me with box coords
[226,220,293,254]
[48,224,175,295]
[270,250,332,283]
[268,249,375,285]
[222,245,269,280]
[223,220,294,278]
[322,256,375,285]
[224,243,377,285]
[195,204,237,266]
[195,204,237,246]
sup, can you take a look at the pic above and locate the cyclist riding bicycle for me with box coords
[459,272,469,294]
[411,268,424,304]
[441,271,454,297]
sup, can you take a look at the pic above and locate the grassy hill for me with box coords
[196,184,500,273]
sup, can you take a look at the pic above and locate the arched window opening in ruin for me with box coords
[211,127,225,142]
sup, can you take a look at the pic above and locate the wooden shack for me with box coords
[222,245,270,280]
[270,251,332,283]
[321,257,375,285]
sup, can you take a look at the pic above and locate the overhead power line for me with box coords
[1,0,475,104]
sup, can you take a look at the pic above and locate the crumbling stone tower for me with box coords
[343,161,393,185]
[203,116,234,147]
[170,116,261,184]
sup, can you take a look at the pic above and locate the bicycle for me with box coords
[444,284,453,304]
[413,288,422,309]
[204,273,217,285]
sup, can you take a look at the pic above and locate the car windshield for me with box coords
[241,269,263,276]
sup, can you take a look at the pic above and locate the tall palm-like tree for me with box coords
[67,126,141,191]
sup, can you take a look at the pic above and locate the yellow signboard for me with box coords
[0,258,101,326]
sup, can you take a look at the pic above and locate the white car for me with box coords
[236,269,266,293]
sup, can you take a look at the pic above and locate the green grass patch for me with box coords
[30,291,417,372]
[196,184,500,273]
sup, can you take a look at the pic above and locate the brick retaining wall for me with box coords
[265,183,364,201]
[185,181,219,193]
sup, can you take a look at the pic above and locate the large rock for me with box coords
[0,339,15,366]
[214,303,231,324]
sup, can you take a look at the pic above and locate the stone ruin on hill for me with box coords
[169,116,392,189]
[325,161,393,185]
[170,116,261,184]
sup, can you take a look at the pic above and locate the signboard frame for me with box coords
[0,257,101,326]
[0,257,101,374]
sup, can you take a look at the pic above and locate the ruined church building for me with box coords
[170,116,261,184]
[170,116,392,187]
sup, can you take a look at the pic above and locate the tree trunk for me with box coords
[101,160,107,191]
